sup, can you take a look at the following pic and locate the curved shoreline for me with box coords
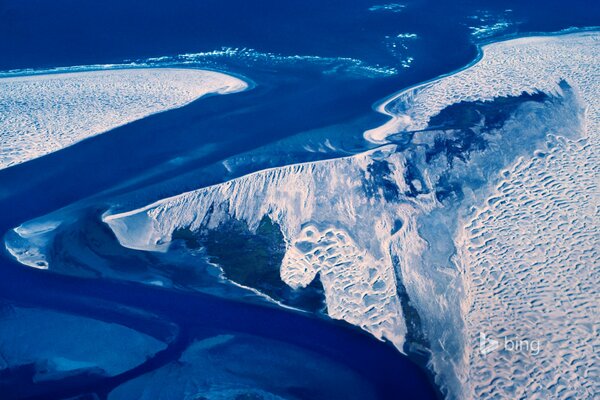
[3,26,598,400]
[95,28,599,399]
[0,64,257,94]
[0,67,250,170]
[364,26,600,143]
[101,27,600,225]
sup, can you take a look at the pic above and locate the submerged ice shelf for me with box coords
[0,68,247,169]
[5,31,600,399]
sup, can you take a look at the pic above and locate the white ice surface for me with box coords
[456,134,599,398]
[365,32,597,143]
[0,68,247,169]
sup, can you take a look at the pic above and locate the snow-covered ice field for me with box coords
[369,31,600,399]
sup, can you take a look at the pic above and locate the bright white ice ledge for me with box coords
[0,68,248,169]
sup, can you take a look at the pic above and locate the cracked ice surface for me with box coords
[0,68,247,169]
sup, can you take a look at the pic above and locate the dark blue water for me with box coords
[1,0,598,398]
[0,255,441,399]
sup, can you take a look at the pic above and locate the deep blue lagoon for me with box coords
[0,1,598,399]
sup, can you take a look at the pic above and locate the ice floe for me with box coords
[384,33,418,68]
[0,68,247,169]
[368,3,407,13]
[466,10,517,40]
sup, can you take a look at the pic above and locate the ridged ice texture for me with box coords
[0,68,247,169]
[104,147,437,349]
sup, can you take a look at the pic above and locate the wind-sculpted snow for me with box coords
[366,31,599,398]
[369,32,600,399]
[0,68,247,169]
[6,31,600,399]
[396,32,597,400]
